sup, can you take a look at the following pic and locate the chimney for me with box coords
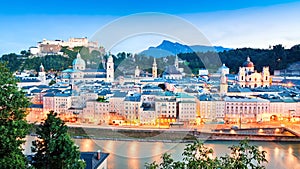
[97,150,101,160]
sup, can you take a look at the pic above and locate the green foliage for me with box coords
[96,97,107,102]
[3,44,300,75]
[31,111,85,169]
[20,50,30,57]
[178,44,300,74]
[145,139,268,169]
[0,53,23,72]
[0,63,31,168]
[219,139,268,169]
[22,55,72,72]
[158,84,167,91]
[60,47,77,60]
[48,80,56,86]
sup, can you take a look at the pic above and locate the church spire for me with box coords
[39,63,44,72]
[152,58,157,78]
[247,56,251,62]
[175,55,179,70]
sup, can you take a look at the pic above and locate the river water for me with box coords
[24,136,300,169]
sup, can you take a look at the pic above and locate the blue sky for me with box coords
[1,0,300,55]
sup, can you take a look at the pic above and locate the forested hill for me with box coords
[178,44,300,74]
[1,44,300,75]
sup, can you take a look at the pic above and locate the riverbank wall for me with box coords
[61,126,300,142]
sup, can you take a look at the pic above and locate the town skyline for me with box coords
[1,0,300,55]
[1,1,300,168]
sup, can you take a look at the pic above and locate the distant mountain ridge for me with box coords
[139,40,231,57]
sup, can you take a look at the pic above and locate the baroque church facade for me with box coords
[162,55,184,80]
[237,57,270,88]
[61,53,114,84]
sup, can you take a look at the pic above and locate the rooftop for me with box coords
[175,92,194,99]
[111,91,127,98]
[224,96,269,102]
[80,152,109,169]
[82,69,106,73]
[124,94,141,102]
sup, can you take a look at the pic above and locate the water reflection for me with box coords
[151,142,163,162]
[25,137,300,169]
[79,139,95,151]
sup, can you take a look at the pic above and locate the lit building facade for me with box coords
[176,93,196,122]
[237,57,270,88]
[196,95,225,121]
[224,96,269,123]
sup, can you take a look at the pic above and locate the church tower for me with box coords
[262,67,270,87]
[175,55,179,70]
[238,67,246,87]
[106,53,114,82]
[38,63,46,84]
[152,58,157,78]
[220,71,228,96]
[135,66,140,78]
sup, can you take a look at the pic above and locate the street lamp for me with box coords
[239,111,242,129]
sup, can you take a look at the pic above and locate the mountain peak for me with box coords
[139,40,231,58]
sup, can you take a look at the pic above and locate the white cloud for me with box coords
[182,1,300,49]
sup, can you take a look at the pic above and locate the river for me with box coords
[24,136,300,169]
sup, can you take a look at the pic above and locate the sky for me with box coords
[1,0,300,55]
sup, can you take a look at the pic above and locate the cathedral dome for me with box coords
[243,57,254,67]
[72,53,86,70]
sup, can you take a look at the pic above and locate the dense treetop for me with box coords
[1,44,300,75]
[0,62,31,168]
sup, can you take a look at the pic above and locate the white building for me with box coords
[109,91,127,116]
[34,37,99,55]
[237,57,270,88]
[196,95,225,121]
[224,96,269,123]
[199,68,209,76]
[82,100,110,124]
[42,93,72,115]
[124,94,142,123]
[155,92,177,120]
[218,64,230,75]
[140,104,156,125]
[176,93,196,122]
[61,53,114,84]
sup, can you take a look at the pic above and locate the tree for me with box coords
[158,84,167,91]
[0,62,31,168]
[219,139,268,169]
[145,139,267,169]
[0,53,22,72]
[31,111,85,169]
[48,80,56,86]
